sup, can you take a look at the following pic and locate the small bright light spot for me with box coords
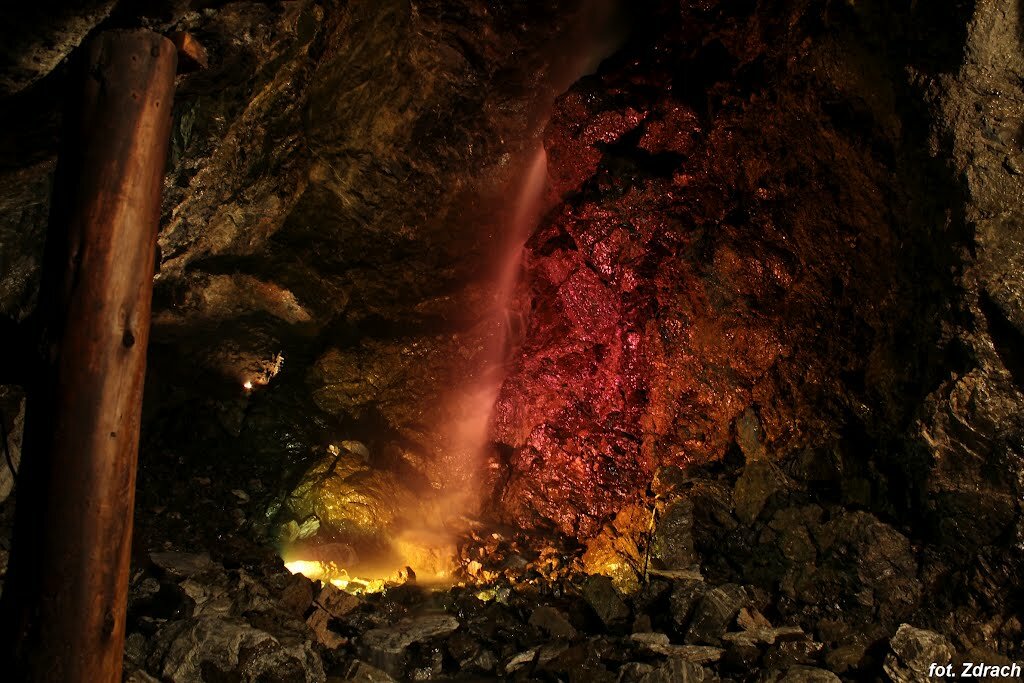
[284,559,325,579]
[284,559,389,594]
[243,380,253,390]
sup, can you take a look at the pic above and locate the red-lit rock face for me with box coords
[491,6,917,537]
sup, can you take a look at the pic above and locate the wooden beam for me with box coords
[0,29,176,682]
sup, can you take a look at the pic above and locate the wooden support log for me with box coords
[0,29,176,682]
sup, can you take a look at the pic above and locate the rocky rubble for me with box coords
[108,452,1018,681]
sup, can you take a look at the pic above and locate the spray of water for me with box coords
[284,1,628,586]
[412,0,628,554]
[437,144,551,505]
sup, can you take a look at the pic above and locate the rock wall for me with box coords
[493,0,1023,566]
[147,0,596,494]
[0,0,604,533]
[483,0,1023,658]
[0,0,1019,614]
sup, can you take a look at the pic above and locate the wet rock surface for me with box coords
[489,0,1023,551]
[883,624,955,683]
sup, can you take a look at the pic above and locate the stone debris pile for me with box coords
[115,460,1019,681]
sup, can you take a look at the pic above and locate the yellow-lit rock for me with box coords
[282,449,413,541]
[391,530,457,582]
[580,503,651,594]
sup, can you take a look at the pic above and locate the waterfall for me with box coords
[434,0,626,522]
[389,0,627,580]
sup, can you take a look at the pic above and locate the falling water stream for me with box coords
[284,0,626,588]
[438,144,550,506]
[410,0,627,572]
[440,1,624,502]
[282,148,557,589]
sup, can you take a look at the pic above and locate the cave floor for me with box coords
[2,443,1007,683]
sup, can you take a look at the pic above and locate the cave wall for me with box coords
[492,0,1024,563]
[0,0,602,525]
[0,0,1019,598]
[148,0,597,496]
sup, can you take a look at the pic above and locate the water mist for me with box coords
[282,0,628,586]
[409,0,629,567]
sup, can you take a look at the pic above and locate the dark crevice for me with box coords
[980,290,1024,388]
